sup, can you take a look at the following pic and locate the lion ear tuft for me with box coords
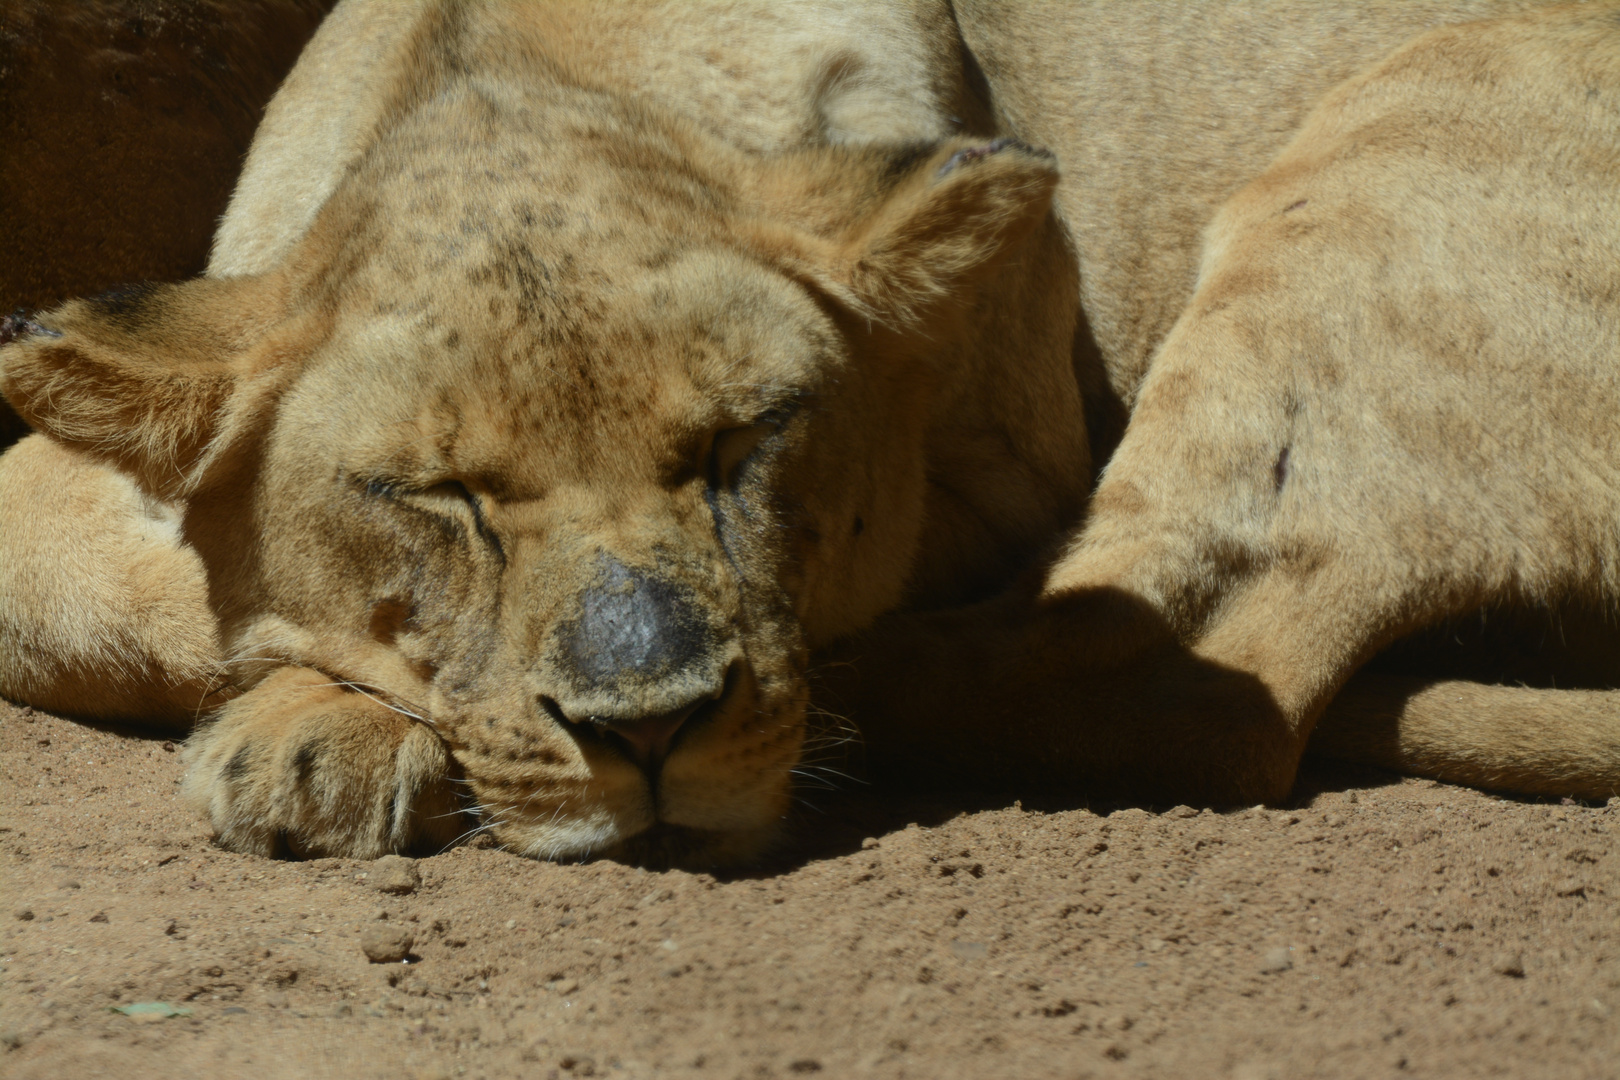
[748,137,1060,330]
[0,274,291,498]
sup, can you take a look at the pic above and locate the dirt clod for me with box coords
[371,855,420,895]
[1492,952,1526,978]
[1260,947,1294,973]
[360,926,414,963]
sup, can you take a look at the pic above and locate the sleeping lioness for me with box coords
[1,1,1615,866]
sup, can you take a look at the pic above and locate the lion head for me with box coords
[2,77,1062,865]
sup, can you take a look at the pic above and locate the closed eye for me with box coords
[361,476,504,561]
[415,479,479,510]
[708,410,793,489]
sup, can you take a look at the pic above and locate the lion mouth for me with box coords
[461,657,802,867]
[545,662,740,777]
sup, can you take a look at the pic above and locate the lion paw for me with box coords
[182,666,470,859]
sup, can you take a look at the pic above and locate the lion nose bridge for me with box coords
[547,553,728,765]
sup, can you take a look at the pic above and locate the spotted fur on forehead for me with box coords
[278,86,871,497]
[328,83,740,285]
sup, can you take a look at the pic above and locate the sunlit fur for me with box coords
[835,4,1620,804]
[0,0,1079,866]
[3,2,1616,868]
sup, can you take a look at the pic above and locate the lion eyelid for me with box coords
[432,481,505,561]
[708,413,789,489]
[361,476,503,555]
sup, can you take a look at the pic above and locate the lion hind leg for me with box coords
[1311,676,1620,802]
[0,434,222,725]
[182,666,471,859]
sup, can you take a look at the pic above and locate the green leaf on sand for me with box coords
[111,1001,193,1018]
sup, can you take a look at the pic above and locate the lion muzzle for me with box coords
[547,554,735,773]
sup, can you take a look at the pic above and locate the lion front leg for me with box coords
[183,666,471,859]
[830,511,1414,806]
[825,575,1327,806]
[0,434,224,725]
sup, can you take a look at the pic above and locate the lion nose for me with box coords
[547,554,731,771]
[585,697,707,770]
[543,683,725,772]
[563,555,713,686]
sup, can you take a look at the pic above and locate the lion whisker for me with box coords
[444,815,505,850]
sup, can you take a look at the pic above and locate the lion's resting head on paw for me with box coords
[1,69,1063,864]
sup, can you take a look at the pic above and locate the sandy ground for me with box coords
[2,697,1616,1080]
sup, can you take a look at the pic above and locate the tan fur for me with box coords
[1,1,1615,867]
[0,434,223,724]
[1,0,1082,865]
[841,2,1620,804]
[955,0,1558,427]
[180,666,465,858]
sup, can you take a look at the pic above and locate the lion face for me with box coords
[251,240,848,865]
[1,84,1058,864]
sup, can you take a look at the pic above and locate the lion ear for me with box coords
[747,138,1060,331]
[0,273,292,499]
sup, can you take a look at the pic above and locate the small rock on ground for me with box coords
[1260,947,1293,973]
[1492,951,1526,978]
[361,925,415,963]
[372,855,421,895]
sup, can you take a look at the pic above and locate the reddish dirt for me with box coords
[2,697,1616,1079]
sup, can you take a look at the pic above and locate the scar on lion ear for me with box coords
[743,137,1059,330]
[0,273,292,499]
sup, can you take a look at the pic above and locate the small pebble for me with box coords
[1260,947,1293,973]
[14,909,33,921]
[1492,951,1526,978]
[88,912,108,923]
[361,925,415,963]
[372,855,420,896]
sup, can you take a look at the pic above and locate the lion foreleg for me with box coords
[823,568,1347,805]
[182,665,471,859]
[0,434,223,725]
